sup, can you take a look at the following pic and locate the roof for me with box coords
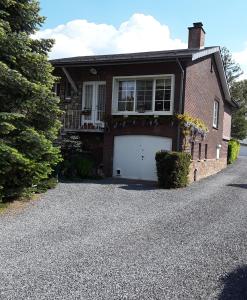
[51,46,234,107]
[50,47,216,66]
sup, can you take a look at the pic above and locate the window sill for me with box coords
[112,111,173,116]
[212,125,218,130]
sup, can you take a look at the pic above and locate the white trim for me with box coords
[192,47,219,61]
[111,74,175,115]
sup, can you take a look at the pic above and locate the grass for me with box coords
[0,178,58,215]
[0,202,10,214]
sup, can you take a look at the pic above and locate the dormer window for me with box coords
[112,75,174,115]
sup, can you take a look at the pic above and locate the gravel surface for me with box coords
[0,158,247,299]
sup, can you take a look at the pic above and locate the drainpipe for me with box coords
[176,58,185,151]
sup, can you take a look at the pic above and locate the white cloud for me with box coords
[35,14,187,59]
[233,43,247,80]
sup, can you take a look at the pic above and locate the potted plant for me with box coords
[81,107,92,115]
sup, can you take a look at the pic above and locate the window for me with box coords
[216,144,221,160]
[205,144,208,160]
[65,80,72,99]
[191,142,194,160]
[213,100,219,128]
[112,75,174,115]
[118,81,135,111]
[155,78,172,112]
[198,143,202,160]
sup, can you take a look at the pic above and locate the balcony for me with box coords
[61,110,104,133]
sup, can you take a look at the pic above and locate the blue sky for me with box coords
[38,0,247,77]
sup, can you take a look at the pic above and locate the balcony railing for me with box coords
[62,110,104,132]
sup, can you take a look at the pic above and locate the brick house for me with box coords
[52,22,236,182]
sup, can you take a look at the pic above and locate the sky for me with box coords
[37,0,247,79]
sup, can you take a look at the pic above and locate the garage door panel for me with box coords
[113,135,172,181]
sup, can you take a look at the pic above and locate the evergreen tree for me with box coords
[221,47,247,140]
[221,47,243,86]
[230,80,247,140]
[0,0,62,201]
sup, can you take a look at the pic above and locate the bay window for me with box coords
[112,75,174,115]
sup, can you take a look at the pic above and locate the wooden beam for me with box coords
[62,67,78,93]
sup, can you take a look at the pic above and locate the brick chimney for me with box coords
[188,22,205,49]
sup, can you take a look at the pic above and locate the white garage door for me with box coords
[240,144,247,156]
[113,135,172,181]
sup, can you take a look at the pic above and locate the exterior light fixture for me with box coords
[90,68,97,75]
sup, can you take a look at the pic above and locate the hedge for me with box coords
[227,139,240,164]
[155,151,191,189]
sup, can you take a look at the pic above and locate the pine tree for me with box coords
[221,47,247,140]
[221,47,243,87]
[0,0,62,200]
[230,80,247,140]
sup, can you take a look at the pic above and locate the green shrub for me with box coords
[75,157,94,178]
[0,126,61,202]
[155,151,191,189]
[227,139,240,164]
[59,154,95,179]
[35,177,58,193]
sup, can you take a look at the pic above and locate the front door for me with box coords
[82,81,106,127]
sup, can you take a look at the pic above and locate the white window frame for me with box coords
[213,100,219,128]
[81,81,106,125]
[112,74,175,115]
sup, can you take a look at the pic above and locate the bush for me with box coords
[0,126,61,202]
[59,154,95,179]
[35,178,58,193]
[155,151,191,189]
[227,139,240,164]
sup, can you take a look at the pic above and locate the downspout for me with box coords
[176,58,185,151]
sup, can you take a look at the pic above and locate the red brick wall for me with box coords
[223,103,232,140]
[184,56,228,160]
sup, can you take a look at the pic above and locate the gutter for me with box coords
[176,58,185,151]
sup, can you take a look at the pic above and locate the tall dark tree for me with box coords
[221,47,247,140]
[221,47,243,86]
[230,80,247,140]
[0,0,62,200]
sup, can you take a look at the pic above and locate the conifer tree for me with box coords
[0,0,62,200]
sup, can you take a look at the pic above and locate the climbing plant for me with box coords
[176,113,209,150]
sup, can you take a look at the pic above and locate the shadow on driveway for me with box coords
[227,184,247,189]
[218,265,247,299]
[60,178,158,191]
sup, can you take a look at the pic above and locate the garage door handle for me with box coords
[141,155,144,160]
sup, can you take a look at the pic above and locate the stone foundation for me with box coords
[189,157,227,183]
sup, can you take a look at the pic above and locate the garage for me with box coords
[240,143,247,156]
[113,135,172,181]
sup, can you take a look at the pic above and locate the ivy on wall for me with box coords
[176,113,209,150]
[104,115,173,131]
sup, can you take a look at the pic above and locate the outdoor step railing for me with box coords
[62,110,104,132]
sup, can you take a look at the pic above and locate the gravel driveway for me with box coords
[0,158,247,299]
